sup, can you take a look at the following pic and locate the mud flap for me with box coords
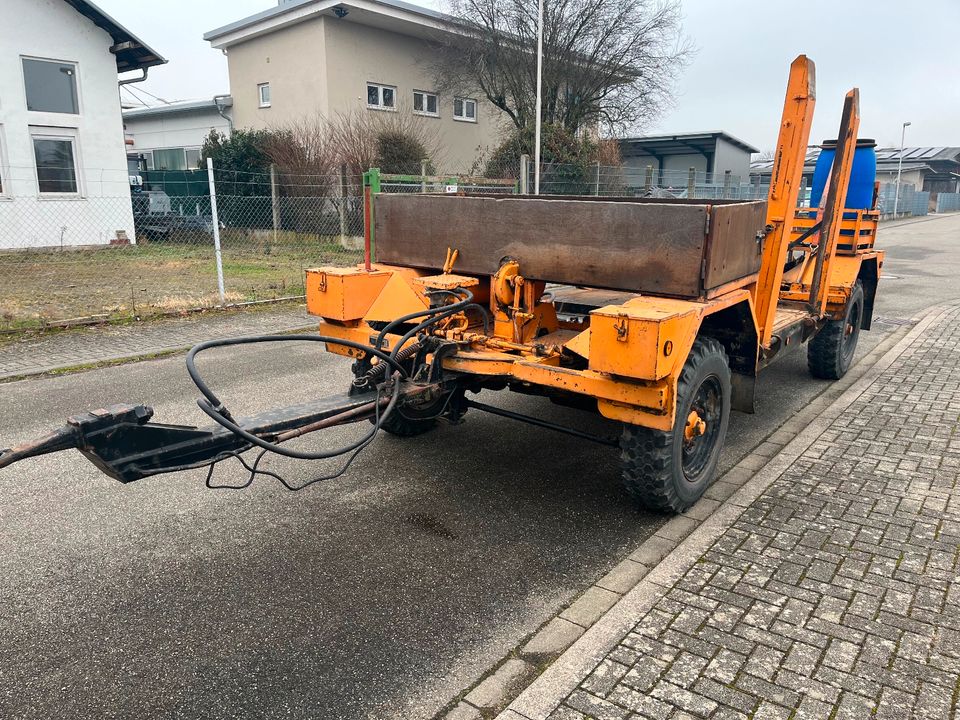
[731,372,756,413]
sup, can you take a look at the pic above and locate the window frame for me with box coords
[366,82,397,112]
[152,147,187,171]
[31,127,82,198]
[184,147,202,170]
[258,82,271,109]
[22,56,81,115]
[453,97,477,123]
[413,90,439,118]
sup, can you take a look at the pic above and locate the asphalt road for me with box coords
[1,213,958,719]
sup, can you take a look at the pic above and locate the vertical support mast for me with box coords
[809,89,860,313]
[755,55,816,348]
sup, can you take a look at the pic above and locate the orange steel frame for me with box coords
[306,55,883,434]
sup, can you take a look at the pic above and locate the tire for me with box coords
[620,337,732,514]
[807,280,864,380]
[379,403,439,437]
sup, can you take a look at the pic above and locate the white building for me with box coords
[0,0,164,248]
[123,98,232,171]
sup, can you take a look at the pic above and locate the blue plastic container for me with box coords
[809,139,877,210]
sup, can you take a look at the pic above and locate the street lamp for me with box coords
[893,121,911,217]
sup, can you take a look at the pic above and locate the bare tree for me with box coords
[432,0,692,135]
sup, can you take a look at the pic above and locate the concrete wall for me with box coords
[227,16,330,130]
[224,15,508,171]
[0,0,135,248]
[322,19,507,171]
[660,153,708,175]
[876,168,925,190]
[124,107,229,155]
[713,137,751,179]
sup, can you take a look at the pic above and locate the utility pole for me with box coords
[893,121,911,217]
[533,0,544,195]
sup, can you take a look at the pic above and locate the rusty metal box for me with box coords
[374,194,767,299]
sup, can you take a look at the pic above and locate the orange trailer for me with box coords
[0,56,883,512]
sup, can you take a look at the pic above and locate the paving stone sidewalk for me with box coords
[504,305,960,720]
[0,305,315,380]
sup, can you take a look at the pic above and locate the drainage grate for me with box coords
[873,315,915,327]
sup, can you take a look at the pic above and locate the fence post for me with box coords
[420,158,428,193]
[269,163,279,256]
[644,165,653,194]
[687,167,696,198]
[594,162,601,196]
[519,154,530,194]
[723,170,732,199]
[339,163,348,242]
[206,157,226,304]
[362,168,381,272]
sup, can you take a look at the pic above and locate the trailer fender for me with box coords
[823,253,882,327]
[856,255,881,331]
[699,297,760,413]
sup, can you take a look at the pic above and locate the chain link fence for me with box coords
[0,161,523,331]
[3,155,940,332]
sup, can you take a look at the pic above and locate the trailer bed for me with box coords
[375,194,768,299]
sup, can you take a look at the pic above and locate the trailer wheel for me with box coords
[379,402,440,437]
[807,280,864,380]
[620,338,731,514]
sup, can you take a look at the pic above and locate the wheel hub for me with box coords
[684,410,707,441]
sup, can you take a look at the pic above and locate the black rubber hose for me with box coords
[195,372,402,460]
[373,287,474,350]
[354,341,421,388]
[389,303,490,360]
[186,334,409,419]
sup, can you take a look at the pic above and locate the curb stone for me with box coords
[435,305,934,720]
[496,302,954,720]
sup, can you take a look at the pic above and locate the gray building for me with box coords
[619,131,759,189]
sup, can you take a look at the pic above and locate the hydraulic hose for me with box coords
[195,373,401,460]
[389,303,489,360]
[373,287,474,349]
[184,295,482,464]
[186,334,409,420]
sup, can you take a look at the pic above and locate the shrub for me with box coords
[375,129,430,175]
[483,124,624,193]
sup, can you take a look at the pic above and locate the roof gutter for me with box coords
[118,66,149,86]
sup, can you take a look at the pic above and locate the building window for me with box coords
[23,58,79,114]
[141,150,155,170]
[258,83,271,108]
[185,148,202,169]
[153,148,186,171]
[367,82,396,111]
[32,133,79,194]
[453,97,477,122]
[413,90,438,117]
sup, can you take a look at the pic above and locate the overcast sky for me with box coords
[101,0,960,151]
